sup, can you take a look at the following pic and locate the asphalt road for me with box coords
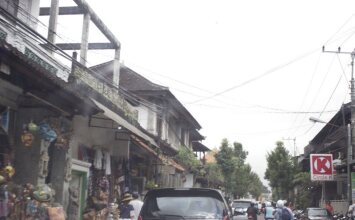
[233,214,265,220]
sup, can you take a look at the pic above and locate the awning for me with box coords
[91,99,158,147]
[192,142,210,152]
[130,134,159,158]
[131,134,185,172]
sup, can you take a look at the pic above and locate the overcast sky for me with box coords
[40,0,355,185]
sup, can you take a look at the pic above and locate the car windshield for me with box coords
[308,209,327,216]
[141,196,225,219]
[232,202,250,208]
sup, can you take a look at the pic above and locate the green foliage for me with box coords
[292,171,320,209]
[215,138,266,199]
[174,146,201,174]
[205,163,224,183]
[264,141,295,200]
[248,172,264,198]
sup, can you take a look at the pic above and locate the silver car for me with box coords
[139,188,232,220]
[232,200,252,220]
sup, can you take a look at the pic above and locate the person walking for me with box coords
[247,203,258,220]
[284,201,294,220]
[119,193,135,220]
[325,200,334,217]
[129,192,143,220]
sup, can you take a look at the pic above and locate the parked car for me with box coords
[139,188,232,220]
[231,199,253,220]
[302,208,331,220]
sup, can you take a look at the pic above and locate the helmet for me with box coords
[276,200,284,208]
[266,201,271,207]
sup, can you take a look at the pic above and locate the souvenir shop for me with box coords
[0,100,70,219]
[68,113,161,220]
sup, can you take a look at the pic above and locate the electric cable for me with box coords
[289,52,321,136]
[188,48,320,104]
[323,11,355,45]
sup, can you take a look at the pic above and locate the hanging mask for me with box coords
[21,132,34,147]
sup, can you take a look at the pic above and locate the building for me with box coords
[0,0,208,219]
[301,103,351,213]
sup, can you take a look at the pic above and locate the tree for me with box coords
[248,172,264,199]
[205,163,224,186]
[215,138,266,199]
[174,146,201,174]
[215,139,237,193]
[264,141,295,200]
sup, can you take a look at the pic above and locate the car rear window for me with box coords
[232,202,250,208]
[308,209,327,216]
[141,190,227,219]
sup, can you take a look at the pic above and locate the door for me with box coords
[68,170,87,220]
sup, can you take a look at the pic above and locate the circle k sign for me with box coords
[310,154,334,181]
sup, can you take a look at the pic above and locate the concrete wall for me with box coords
[18,0,40,29]
[70,115,129,160]
[136,105,158,136]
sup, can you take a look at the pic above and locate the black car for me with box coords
[138,188,232,220]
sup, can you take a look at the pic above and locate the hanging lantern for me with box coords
[21,131,34,147]
[28,121,38,133]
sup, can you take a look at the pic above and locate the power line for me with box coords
[188,48,320,104]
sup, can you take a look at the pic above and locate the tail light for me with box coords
[138,215,143,220]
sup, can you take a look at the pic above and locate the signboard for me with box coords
[310,154,334,181]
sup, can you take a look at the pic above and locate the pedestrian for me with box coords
[264,202,275,220]
[247,202,258,220]
[273,200,284,220]
[129,192,143,220]
[284,201,294,220]
[325,200,334,216]
[119,193,135,220]
[348,200,355,220]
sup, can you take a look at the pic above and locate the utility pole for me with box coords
[282,137,297,157]
[323,46,355,204]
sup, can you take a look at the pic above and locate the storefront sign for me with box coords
[310,154,334,181]
[73,66,138,121]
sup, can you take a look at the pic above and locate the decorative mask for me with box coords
[21,132,34,147]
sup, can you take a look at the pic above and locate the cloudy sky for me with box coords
[40,0,355,185]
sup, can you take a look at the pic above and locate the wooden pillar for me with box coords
[47,0,59,53]
[80,13,90,65]
[113,49,120,87]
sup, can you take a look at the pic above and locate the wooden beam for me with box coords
[39,6,84,16]
[40,43,115,50]
[72,0,120,49]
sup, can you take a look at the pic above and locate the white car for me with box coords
[232,200,253,220]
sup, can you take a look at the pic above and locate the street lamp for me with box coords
[309,116,352,204]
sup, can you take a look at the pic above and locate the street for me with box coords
[233,214,265,220]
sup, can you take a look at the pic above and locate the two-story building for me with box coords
[301,103,352,213]
[0,0,208,219]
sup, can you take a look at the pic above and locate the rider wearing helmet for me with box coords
[274,200,284,220]
[265,202,275,220]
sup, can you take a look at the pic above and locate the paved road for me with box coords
[233,214,266,220]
